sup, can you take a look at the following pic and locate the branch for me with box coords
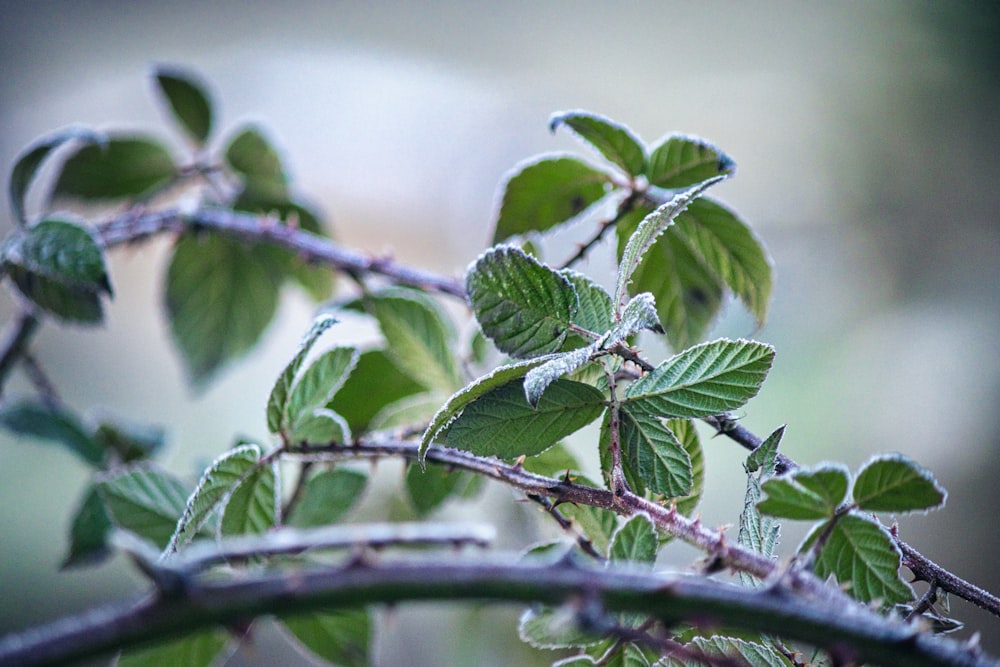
[0,554,992,667]
[0,310,39,397]
[95,208,466,299]
[896,535,1000,618]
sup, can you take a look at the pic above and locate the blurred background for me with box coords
[1,1,998,663]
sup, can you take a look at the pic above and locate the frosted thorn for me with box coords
[512,455,526,471]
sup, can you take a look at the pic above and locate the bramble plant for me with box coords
[0,66,996,667]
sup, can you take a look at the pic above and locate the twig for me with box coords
[0,554,992,667]
[896,534,1000,618]
[0,310,39,396]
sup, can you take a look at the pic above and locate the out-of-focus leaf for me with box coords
[165,232,283,385]
[92,418,165,463]
[1,218,112,324]
[550,110,646,177]
[330,349,425,435]
[405,464,481,516]
[97,466,189,549]
[282,610,370,667]
[8,126,106,224]
[52,137,175,201]
[467,245,579,358]
[0,399,104,466]
[63,485,113,568]
[609,513,657,565]
[115,629,229,667]
[288,468,367,527]
[670,419,704,516]
[493,157,611,243]
[645,134,735,189]
[153,66,214,144]
[219,459,279,536]
[225,125,288,199]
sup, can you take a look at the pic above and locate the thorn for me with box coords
[511,455,526,471]
[562,469,576,484]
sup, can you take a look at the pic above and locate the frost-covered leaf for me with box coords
[550,110,646,177]
[623,339,774,418]
[288,408,350,446]
[285,346,359,430]
[670,419,704,516]
[364,289,460,392]
[467,245,579,358]
[63,485,113,568]
[267,315,338,435]
[562,269,615,337]
[52,137,175,201]
[282,610,370,667]
[615,176,726,309]
[420,355,557,459]
[518,606,603,649]
[1,218,112,323]
[9,126,106,224]
[330,349,424,435]
[0,398,104,466]
[618,406,692,498]
[166,444,261,553]
[524,345,596,408]
[739,426,785,587]
[758,464,850,520]
[853,453,946,514]
[493,157,611,243]
[803,514,914,606]
[219,459,279,536]
[672,198,772,327]
[657,636,793,667]
[645,134,735,189]
[288,468,367,528]
[609,513,657,565]
[92,418,165,463]
[97,466,189,549]
[405,465,482,516]
[225,125,288,199]
[153,66,214,144]
[115,629,229,667]
[444,379,605,459]
[166,232,284,385]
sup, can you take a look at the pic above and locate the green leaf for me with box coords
[758,464,850,520]
[116,628,228,667]
[523,345,596,408]
[166,444,261,553]
[669,419,704,516]
[225,125,288,199]
[219,459,279,536]
[2,218,112,323]
[282,610,370,667]
[562,269,615,337]
[368,392,443,432]
[288,468,367,527]
[623,339,774,418]
[445,379,605,459]
[620,211,724,349]
[803,514,913,606]
[739,426,785,587]
[63,485,113,568]
[560,475,617,554]
[609,513,657,565]
[329,349,425,435]
[645,134,735,189]
[52,137,175,201]
[521,442,581,477]
[518,606,603,649]
[405,465,481,516]
[97,466,189,549]
[659,636,793,667]
[550,110,646,177]
[853,453,947,513]
[603,644,651,667]
[8,126,106,224]
[615,176,726,309]
[420,355,558,460]
[286,347,359,429]
[153,66,214,144]
[672,198,772,327]
[467,245,579,358]
[165,232,284,385]
[493,157,611,243]
[364,289,460,392]
[288,408,350,446]
[0,399,104,466]
[92,418,165,463]
[267,315,338,435]
[618,406,692,498]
